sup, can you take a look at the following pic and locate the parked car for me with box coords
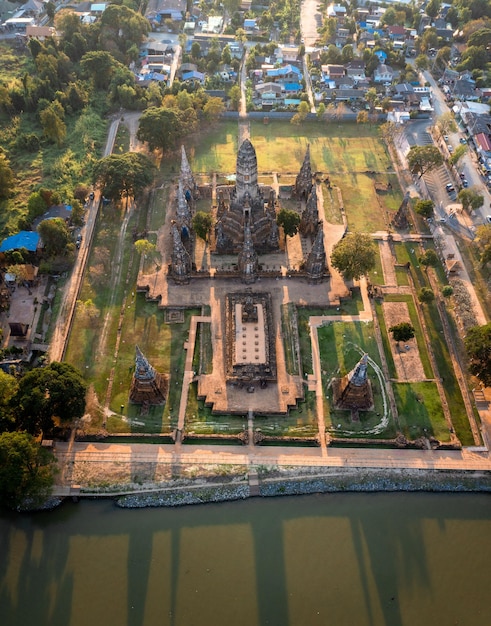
[460,172,465,179]
[462,179,469,187]
[445,183,455,192]
[447,145,454,153]
[486,216,491,224]
[89,191,95,200]
[459,137,467,144]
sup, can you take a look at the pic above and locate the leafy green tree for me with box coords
[38,218,71,256]
[442,285,454,297]
[0,371,18,432]
[425,0,441,20]
[317,102,326,119]
[389,322,415,344]
[458,188,484,212]
[415,55,429,70]
[0,432,57,509]
[93,152,155,203]
[134,239,156,256]
[407,146,443,179]
[81,51,117,90]
[415,199,434,218]
[418,287,435,304]
[357,110,368,124]
[277,208,301,237]
[203,96,225,121]
[14,362,87,435]
[465,323,491,386]
[436,112,457,137]
[0,152,15,199]
[228,84,241,111]
[137,107,197,153]
[330,232,376,281]
[27,191,48,220]
[419,249,439,267]
[39,102,66,146]
[449,144,467,166]
[192,211,213,241]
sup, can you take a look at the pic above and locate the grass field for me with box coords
[393,382,449,442]
[318,321,397,439]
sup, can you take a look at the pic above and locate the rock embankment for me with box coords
[116,483,249,508]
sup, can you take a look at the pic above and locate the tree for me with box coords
[407,146,443,179]
[192,211,213,241]
[317,102,326,119]
[39,103,66,146]
[203,96,225,121]
[0,370,18,432]
[38,218,71,256]
[449,144,467,166]
[81,51,117,90]
[457,188,484,212]
[389,322,415,344]
[134,239,156,256]
[442,285,454,298]
[228,84,241,111]
[330,232,376,281]
[426,0,441,20]
[465,323,491,386]
[0,152,15,199]
[277,208,301,237]
[0,432,57,509]
[357,111,368,124]
[137,107,196,154]
[415,55,429,70]
[436,112,457,137]
[93,152,155,204]
[415,199,434,218]
[418,287,435,304]
[14,362,87,435]
[419,249,439,268]
[365,87,378,112]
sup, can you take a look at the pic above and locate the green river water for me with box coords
[1,493,490,626]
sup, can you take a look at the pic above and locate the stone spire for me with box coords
[332,353,374,411]
[237,221,258,284]
[295,144,313,199]
[180,145,196,199]
[300,183,319,236]
[176,179,192,228]
[305,223,327,284]
[129,346,168,405]
[390,191,410,230]
[170,223,192,284]
[235,138,259,204]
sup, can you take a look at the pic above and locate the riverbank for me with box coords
[112,466,491,508]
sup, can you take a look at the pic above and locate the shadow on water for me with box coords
[1,493,490,626]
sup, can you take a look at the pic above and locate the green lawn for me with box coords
[393,382,450,442]
[255,390,319,439]
[317,320,396,439]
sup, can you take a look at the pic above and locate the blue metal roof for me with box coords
[0,231,40,253]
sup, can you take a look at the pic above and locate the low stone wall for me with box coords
[116,483,250,508]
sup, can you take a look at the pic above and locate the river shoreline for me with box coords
[90,466,491,509]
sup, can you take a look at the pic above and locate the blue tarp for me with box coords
[283,83,302,91]
[0,231,40,253]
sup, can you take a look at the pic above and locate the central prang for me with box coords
[214,138,279,255]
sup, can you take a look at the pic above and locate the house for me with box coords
[327,3,347,20]
[145,0,186,22]
[265,64,302,83]
[321,64,345,82]
[373,64,394,84]
[345,59,366,81]
[0,231,41,255]
[386,25,406,41]
[275,45,300,63]
[181,70,205,83]
[25,25,56,39]
[453,79,480,101]
[244,18,257,31]
[474,133,491,159]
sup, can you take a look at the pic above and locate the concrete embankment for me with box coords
[111,467,491,509]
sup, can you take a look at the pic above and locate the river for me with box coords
[1,493,490,626]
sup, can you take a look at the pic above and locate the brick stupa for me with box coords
[332,353,374,413]
[129,346,168,405]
